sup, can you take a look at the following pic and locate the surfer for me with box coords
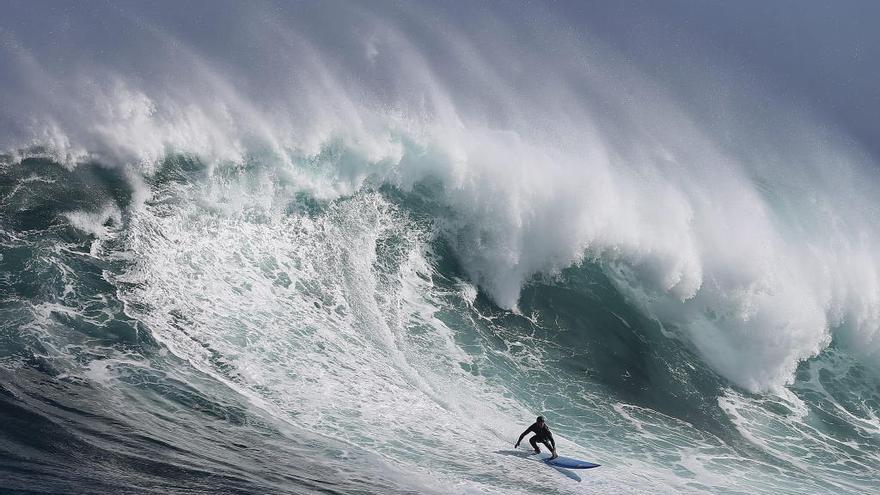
[515,416,558,459]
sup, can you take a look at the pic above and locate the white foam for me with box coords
[718,387,879,492]
[110,185,592,492]
[64,204,122,240]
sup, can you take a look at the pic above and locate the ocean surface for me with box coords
[1,2,879,493]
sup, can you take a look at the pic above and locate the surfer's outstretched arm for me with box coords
[514,429,530,447]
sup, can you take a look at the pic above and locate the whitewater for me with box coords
[1,1,878,493]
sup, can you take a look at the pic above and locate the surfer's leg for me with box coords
[546,442,558,459]
[528,436,540,454]
[540,439,557,459]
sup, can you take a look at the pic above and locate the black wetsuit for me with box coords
[519,422,555,452]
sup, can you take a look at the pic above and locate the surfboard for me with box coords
[495,449,600,471]
[538,453,600,469]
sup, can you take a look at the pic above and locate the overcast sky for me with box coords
[1,0,877,160]
[556,0,880,159]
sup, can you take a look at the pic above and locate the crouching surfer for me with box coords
[515,416,558,459]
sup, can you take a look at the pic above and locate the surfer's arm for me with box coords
[547,432,556,450]
[514,428,530,446]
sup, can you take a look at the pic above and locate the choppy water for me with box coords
[1,1,879,493]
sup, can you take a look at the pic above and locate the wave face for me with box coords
[1,1,879,493]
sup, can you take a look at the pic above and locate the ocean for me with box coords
[1,1,878,493]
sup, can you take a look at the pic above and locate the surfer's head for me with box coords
[536,416,545,424]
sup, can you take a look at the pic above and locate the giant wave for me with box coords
[1,2,879,494]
